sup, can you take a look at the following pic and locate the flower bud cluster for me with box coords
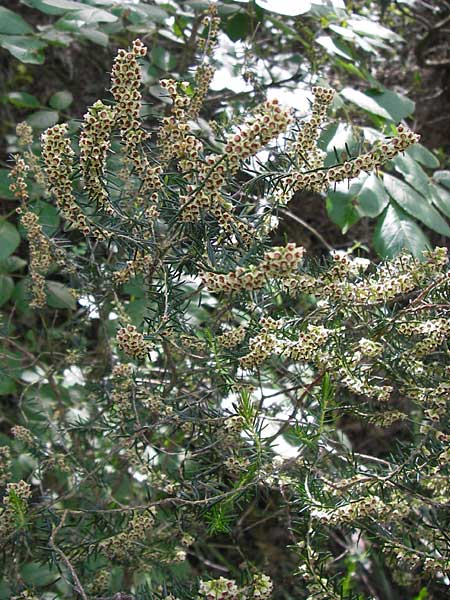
[198,2,221,55]
[8,155,29,202]
[252,573,273,599]
[224,100,292,171]
[369,410,407,427]
[239,318,282,369]
[295,86,335,165]
[198,576,240,600]
[16,121,33,147]
[398,317,450,357]
[292,124,420,193]
[287,325,330,362]
[0,447,11,486]
[20,210,52,308]
[201,243,304,293]
[311,494,409,526]
[4,480,32,505]
[111,362,134,413]
[217,325,247,349]
[189,64,216,120]
[117,325,152,359]
[80,100,115,213]
[99,510,155,561]
[113,251,155,285]
[41,124,89,233]
[11,425,36,447]
[111,39,147,134]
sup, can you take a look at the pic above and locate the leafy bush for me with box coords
[1,7,450,600]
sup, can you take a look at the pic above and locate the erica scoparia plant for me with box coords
[3,12,450,600]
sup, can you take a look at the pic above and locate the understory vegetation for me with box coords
[1,1,450,599]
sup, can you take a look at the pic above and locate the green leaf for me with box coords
[355,173,388,217]
[226,12,250,42]
[72,7,118,22]
[0,169,16,199]
[0,221,21,260]
[11,278,32,314]
[0,7,33,35]
[0,256,27,273]
[373,204,430,258]
[40,0,84,9]
[406,144,440,169]
[429,183,450,219]
[326,190,360,233]
[0,375,17,396]
[364,88,414,122]
[346,17,403,41]
[383,174,450,237]
[433,170,450,189]
[0,35,46,64]
[393,154,431,197]
[7,91,41,109]
[341,87,414,122]
[341,87,391,120]
[49,90,73,110]
[78,27,109,46]
[255,0,311,16]
[316,35,354,60]
[46,281,76,310]
[0,275,14,307]
[26,110,59,129]
[151,46,176,71]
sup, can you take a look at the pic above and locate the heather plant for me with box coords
[1,14,450,600]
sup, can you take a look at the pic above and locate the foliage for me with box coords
[2,0,450,255]
[1,18,450,599]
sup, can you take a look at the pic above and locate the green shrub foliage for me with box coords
[2,20,450,600]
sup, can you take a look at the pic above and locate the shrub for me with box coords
[2,20,450,600]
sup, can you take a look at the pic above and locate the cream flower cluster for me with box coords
[311,494,409,526]
[287,325,330,361]
[79,100,115,213]
[189,64,216,120]
[294,86,335,168]
[113,251,155,285]
[99,510,155,561]
[292,124,420,193]
[20,210,52,308]
[41,124,89,233]
[224,99,292,171]
[111,38,147,135]
[217,324,248,349]
[198,577,240,600]
[201,243,304,293]
[117,325,152,359]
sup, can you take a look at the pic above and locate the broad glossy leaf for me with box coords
[27,110,59,129]
[72,7,118,22]
[7,91,40,108]
[255,0,311,16]
[326,191,360,234]
[429,183,450,219]
[383,174,450,237]
[79,28,109,46]
[46,281,77,310]
[0,275,14,307]
[393,154,430,197]
[346,17,402,41]
[355,173,388,217]
[341,88,391,120]
[316,35,353,60]
[0,221,21,260]
[364,88,414,122]
[0,256,27,273]
[31,200,60,236]
[0,7,33,35]
[433,170,450,190]
[373,204,430,258]
[49,90,73,110]
[0,35,46,64]
[406,144,440,169]
[40,0,84,9]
